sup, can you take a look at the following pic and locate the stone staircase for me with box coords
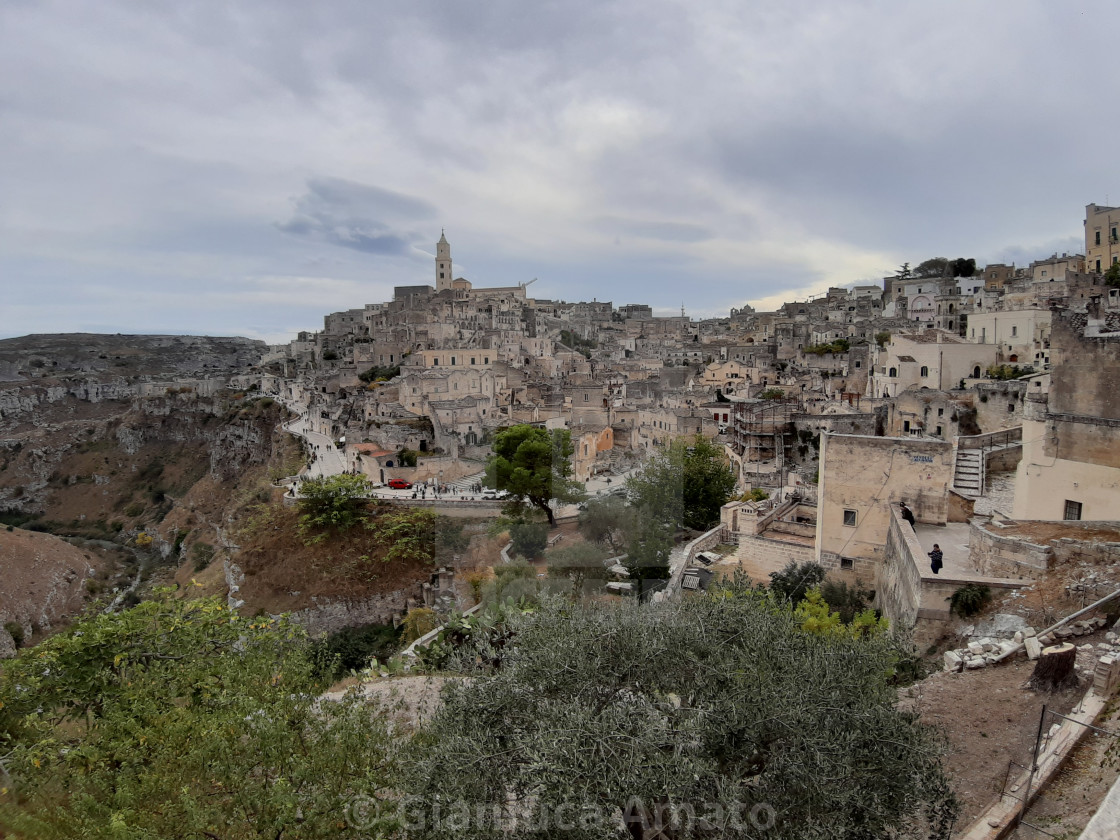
[953,448,984,496]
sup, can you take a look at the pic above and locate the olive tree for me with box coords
[403,591,958,839]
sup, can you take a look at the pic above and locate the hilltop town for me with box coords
[3,204,1120,836]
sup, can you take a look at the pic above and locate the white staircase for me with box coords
[953,448,984,496]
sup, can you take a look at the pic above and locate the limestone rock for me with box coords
[1025,637,1043,660]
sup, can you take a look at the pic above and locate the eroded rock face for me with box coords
[0,528,99,657]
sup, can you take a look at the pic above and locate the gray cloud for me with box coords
[276,177,435,256]
[2,0,1120,339]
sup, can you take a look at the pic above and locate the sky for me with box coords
[1,1,1116,344]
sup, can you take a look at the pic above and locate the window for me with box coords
[451,356,456,365]
[1064,500,1083,521]
[903,420,910,432]
[1011,325,1018,337]
[889,367,897,377]
[938,408,944,416]
[583,393,588,402]
[1008,403,1015,413]
[843,509,857,527]
[433,358,439,366]
[920,366,929,377]
[855,360,861,368]
[840,557,854,570]
[471,357,476,365]
[485,357,489,364]
[935,425,942,436]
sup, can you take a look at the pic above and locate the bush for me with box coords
[4,620,24,648]
[769,560,826,605]
[509,519,549,559]
[402,607,439,642]
[191,543,215,572]
[820,578,874,624]
[314,623,400,678]
[950,583,992,617]
[759,388,786,400]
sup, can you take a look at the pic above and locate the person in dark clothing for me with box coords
[899,502,916,528]
[929,543,944,574]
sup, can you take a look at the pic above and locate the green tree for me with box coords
[297,473,372,537]
[508,518,549,558]
[404,593,958,839]
[1106,262,1120,286]
[768,559,826,605]
[626,435,735,533]
[0,594,396,839]
[397,447,419,467]
[876,330,891,347]
[547,542,610,598]
[485,425,585,525]
[577,494,634,550]
[914,257,949,278]
[896,261,912,279]
[623,514,673,600]
[758,387,786,400]
[950,257,977,277]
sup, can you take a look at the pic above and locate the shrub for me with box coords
[4,620,24,648]
[191,543,216,572]
[950,583,992,617]
[769,560,826,605]
[402,607,439,642]
[509,519,548,559]
[314,623,400,678]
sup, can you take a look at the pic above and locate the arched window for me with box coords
[888,367,898,377]
[920,366,929,377]
[973,366,981,378]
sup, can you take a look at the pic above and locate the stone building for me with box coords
[1013,308,1120,520]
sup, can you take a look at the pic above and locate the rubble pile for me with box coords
[942,613,1113,672]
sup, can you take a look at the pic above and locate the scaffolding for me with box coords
[732,398,801,489]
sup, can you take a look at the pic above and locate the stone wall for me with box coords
[985,443,1023,474]
[878,510,1025,646]
[876,511,924,632]
[736,533,815,583]
[968,523,1051,580]
[948,489,975,523]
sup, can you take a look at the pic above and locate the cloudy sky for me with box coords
[2,1,1116,343]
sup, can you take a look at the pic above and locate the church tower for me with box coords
[435,230,452,291]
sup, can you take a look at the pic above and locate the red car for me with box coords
[387,478,412,490]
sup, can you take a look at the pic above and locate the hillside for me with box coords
[0,527,119,655]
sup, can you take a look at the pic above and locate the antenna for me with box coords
[681,303,685,317]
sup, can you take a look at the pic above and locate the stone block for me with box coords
[1025,637,1043,660]
[965,658,987,669]
[1024,626,1037,638]
[1013,631,1024,643]
[943,650,963,672]
[998,641,1018,657]
[967,642,985,656]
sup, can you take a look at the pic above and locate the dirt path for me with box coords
[899,658,1085,826]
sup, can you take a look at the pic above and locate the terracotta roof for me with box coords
[351,444,392,457]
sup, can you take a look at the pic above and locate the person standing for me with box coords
[928,544,944,575]
[899,502,916,529]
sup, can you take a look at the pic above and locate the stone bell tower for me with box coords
[435,230,452,292]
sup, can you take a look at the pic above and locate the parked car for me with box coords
[387,478,412,490]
